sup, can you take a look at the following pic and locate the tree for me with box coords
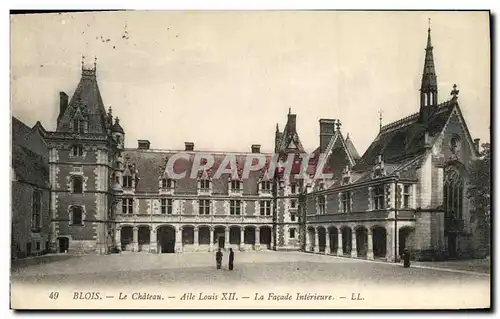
[467,143,491,255]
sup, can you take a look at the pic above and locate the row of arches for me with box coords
[119,225,273,253]
[307,225,414,259]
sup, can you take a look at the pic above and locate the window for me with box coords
[444,166,464,219]
[341,192,351,213]
[372,186,385,210]
[32,190,41,229]
[231,180,241,190]
[199,200,210,215]
[290,183,297,194]
[36,242,40,250]
[72,145,83,156]
[122,198,134,214]
[290,200,297,208]
[72,119,84,133]
[161,199,173,214]
[200,179,210,190]
[71,206,83,225]
[72,176,83,193]
[289,228,296,239]
[260,200,271,216]
[403,185,411,209]
[162,178,173,189]
[123,175,133,188]
[261,181,271,191]
[291,213,296,222]
[318,195,326,214]
[230,200,241,215]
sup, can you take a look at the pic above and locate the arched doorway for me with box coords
[244,227,256,248]
[318,227,326,253]
[229,226,241,246]
[214,226,226,249]
[120,226,133,251]
[57,237,69,253]
[157,225,176,253]
[307,227,315,252]
[372,226,387,258]
[355,226,368,258]
[137,226,150,252]
[399,226,415,257]
[260,226,272,249]
[198,226,210,250]
[329,227,338,255]
[341,227,352,256]
[182,226,194,246]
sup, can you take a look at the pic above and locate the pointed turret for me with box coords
[419,21,438,122]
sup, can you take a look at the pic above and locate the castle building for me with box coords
[20,26,484,260]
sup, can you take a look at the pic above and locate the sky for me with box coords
[10,11,490,155]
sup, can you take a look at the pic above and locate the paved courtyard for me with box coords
[11,251,490,288]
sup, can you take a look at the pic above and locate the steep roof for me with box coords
[12,116,48,158]
[277,112,305,153]
[345,134,360,161]
[56,66,108,134]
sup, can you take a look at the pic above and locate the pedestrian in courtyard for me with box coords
[402,248,411,268]
[216,248,223,270]
[228,248,234,270]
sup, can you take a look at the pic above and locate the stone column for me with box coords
[255,227,261,251]
[386,225,395,262]
[209,226,214,252]
[115,226,121,251]
[325,229,331,254]
[351,229,358,258]
[194,226,199,252]
[224,227,230,251]
[306,230,311,252]
[175,226,183,253]
[150,226,157,254]
[337,230,343,256]
[367,228,374,260]
[132,226,139,252]
[240,227,245,251]
[314,228,319,253]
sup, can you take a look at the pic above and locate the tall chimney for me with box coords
[319,119,336,153]
[58,91,68,121]
[474,138,480,153]
[185,142,194,151]
[138,140,150,149]
[287,113,297,132]
[251,144,261,153]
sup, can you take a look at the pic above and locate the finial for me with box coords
[288,107,291,115]
[108,106,112,115]
[94,56,97,69]
[81,55,85,69]
[450,84,459,98]
[336,119,342,131]
[346,133,350,139]
[276,123,279,132]
[378,110,383,132]
[115,116,120,124]
[428,18,431,31]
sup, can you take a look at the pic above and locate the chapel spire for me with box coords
[419,20,438,122]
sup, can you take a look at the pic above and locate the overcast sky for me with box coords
[10,11,490,154]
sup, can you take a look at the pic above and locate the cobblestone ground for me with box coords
[11,251,490,289]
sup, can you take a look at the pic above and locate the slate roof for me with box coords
[345,134,360,161]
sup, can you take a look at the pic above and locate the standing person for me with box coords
[402,248,411,268]
[228,248,234,271]
[216,248,223,270]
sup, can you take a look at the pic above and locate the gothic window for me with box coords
[372,185,385,210]
[450,136,461,155]
[32,190,41,230]
[72,176,83,194]
[443,166,464,219]
[260,200,271,216]
[230,200,241,215]
[318,195,326,214]
[72,145,83,156]
[71,206,83,225]
[341,191,351,213]
[122,198,134,214]
[199,199,210,215]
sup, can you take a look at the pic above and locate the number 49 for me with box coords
[49,292,59,299]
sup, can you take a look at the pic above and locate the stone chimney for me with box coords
[474,138,480,153]
[319,119,336,153]
[251,144,261,153]
[138,140,150,150]
[58,91,68,120]
[185,142,194,151]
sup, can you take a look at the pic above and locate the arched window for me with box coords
[72,176,83,193]
[443,166,464,219]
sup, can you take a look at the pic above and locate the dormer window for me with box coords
[72,145,83,157]
[230,180,241,190]
[372,155,386,179]
[162,178,173,189]
[290,183,297,194]
[72,119,85,133]
[341,166,351,185]
[200,179,210,190]
[261,181,271,191]
[123,176,133,188]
